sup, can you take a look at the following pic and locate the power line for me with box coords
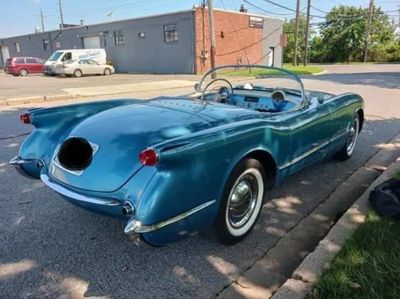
[242,0,295,16]
[260,0,326,19]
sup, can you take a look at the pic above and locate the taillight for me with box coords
[139,148,159,166]
[20,113,31,124]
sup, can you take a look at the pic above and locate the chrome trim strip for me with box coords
[9,156,38,165]
[278,140,330,170]
[124,199,216,234]
[40,173,121,206]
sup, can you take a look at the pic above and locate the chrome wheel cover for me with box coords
[346,117,359,156]
[225,168,264,237]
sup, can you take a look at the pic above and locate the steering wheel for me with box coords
[202,78,234,103]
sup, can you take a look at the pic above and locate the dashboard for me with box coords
[228,92,297,112]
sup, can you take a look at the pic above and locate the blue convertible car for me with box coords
[10,65,363,246]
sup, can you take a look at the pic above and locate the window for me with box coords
[163,24,178,43]
[249,16,263,29]
[138,32,145,38]
[43,39,50,50]
[61,52,72,62]
[15,58,25,64]
[26,58,36,63]
[15,42,21,53]
[114,31,125,45]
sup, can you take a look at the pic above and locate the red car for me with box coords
[5,57,44,76]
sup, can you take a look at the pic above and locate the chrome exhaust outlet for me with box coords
[122,201,135,216]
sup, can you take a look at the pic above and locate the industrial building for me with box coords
[0,7,283,74]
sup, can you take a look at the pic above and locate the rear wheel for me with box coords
[73,69,82,78]
[19,69,28,76]
[215,158,265,245]
[335,114,360,161]
[104,68,112,75]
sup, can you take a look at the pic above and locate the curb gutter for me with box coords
[272,157,400,299]
[217,132,400,299]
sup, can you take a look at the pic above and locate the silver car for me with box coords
[57,59,115,77]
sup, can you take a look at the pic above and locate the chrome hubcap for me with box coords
[228,174,258,228]
[346,118,359,155]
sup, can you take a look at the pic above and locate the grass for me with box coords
[222,65,324,77]
[309,210,400,299]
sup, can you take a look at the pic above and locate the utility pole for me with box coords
[303,0,311,66]
[363,0,374,62]
[207,0,217,75]
[40,9,45,32]
[58,0,65,29]
[293,0,300,66]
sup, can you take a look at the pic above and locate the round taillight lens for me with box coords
[20,113,31,124]
[139,148,159,166]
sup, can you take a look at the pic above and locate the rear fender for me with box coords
[18,99,136,178]
[135,119,281,244]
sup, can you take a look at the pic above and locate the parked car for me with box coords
[4,57,44,76]
[44,49,106,75]
[10,65,364,246]
[56,59,114,77]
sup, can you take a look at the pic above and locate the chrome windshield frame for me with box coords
[196,64,308,105]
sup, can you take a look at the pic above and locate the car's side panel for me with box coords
[326,93,364,153]
[134,96,363,245]
[281,100,332,174]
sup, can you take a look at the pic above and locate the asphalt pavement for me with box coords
[0,64,399,298]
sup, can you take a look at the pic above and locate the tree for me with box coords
[283,15,309,64]
[316,5,397,62]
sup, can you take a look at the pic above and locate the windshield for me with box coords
[193,65,306,114]
[197,65,305,104]
[48,51,64,62]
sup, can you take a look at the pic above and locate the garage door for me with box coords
[83,36,100,49]
[1,46,10,64]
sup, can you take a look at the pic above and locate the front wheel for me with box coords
[104,68,112,75]
[335,114,360,161]
[19,69,28,76]
[215,158,265,245]
[73,69,82,78]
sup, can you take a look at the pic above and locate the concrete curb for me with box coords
[312,70,328,76]
[272,158,400,299]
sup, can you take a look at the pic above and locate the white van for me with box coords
[44,49,106,75]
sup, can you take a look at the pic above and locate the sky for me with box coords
[0,0,398,38]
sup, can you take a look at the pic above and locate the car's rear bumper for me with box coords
[40,173,121,206]
[10,156,217,242]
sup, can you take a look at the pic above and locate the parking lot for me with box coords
[1,64,400,298]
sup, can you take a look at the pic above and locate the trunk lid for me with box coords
[50,102,211,192]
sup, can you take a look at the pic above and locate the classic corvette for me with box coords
[10,65,364,246]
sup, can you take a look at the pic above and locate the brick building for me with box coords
[0,7,283,74]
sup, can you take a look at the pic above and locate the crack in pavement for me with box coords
[0,132,31,141]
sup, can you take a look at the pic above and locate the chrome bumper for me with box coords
[40,173,121,206]
[9,156,44,167]
[124,200,216,234]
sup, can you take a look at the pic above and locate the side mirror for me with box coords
[194,83,201,92]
